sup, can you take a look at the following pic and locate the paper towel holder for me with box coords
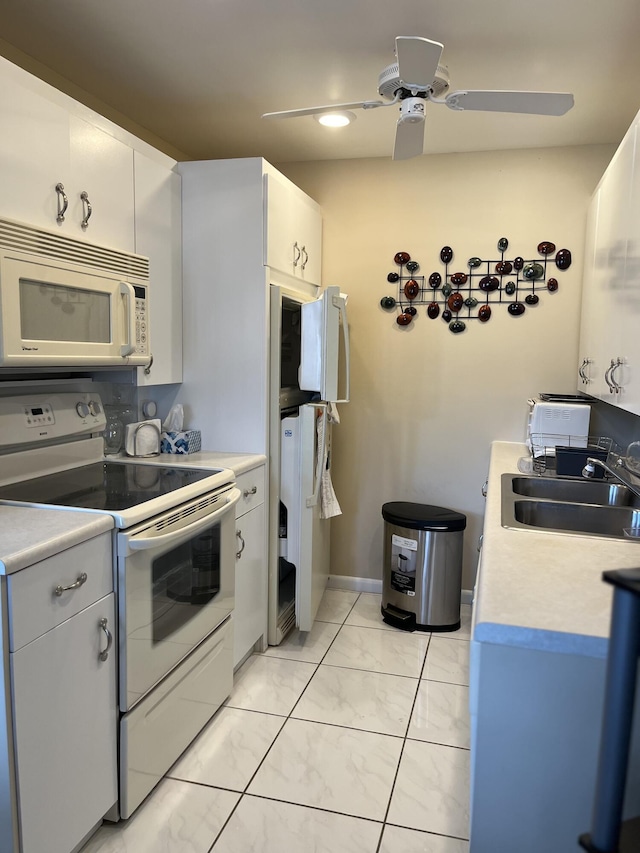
[128,421,161,457]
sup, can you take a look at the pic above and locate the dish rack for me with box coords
[529,434,617,475]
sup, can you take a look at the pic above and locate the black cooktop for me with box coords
[0,462,214,512]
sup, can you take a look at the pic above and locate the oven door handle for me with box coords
[126,487,241,551]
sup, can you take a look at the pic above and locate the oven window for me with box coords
[151,524,221,643]
[19,278,111,343]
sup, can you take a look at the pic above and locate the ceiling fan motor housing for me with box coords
[378,61,450,100]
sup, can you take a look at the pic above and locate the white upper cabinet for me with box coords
[578,113,640,412]
[0,75,70,230]
[133,151,183,386]
[67,116,135,250]
[264,169,322,286]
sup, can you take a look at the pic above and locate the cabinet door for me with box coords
[577,189,602,394]
[68,116,135,250]
[0,74,71,230]
[234,502,267,667]
[264,170,322,286]
[134,152,183,386]
[11,594,117,853]
[618,121,640,414]
[587,127,635,403]
[294,189,323,286]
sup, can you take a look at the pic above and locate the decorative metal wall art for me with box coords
[381,238,571,333]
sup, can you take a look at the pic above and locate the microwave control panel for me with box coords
[133,285,149,356]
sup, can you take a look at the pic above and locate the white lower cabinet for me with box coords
[233,467,267,667]
[2,532,117,853]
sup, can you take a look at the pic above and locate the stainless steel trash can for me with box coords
[381,502,466,632]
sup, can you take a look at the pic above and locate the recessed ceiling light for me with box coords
[314,111,357,128]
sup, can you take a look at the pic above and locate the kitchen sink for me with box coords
[512,500,640,538]
[508,475,640,507]
[501,473,640,539]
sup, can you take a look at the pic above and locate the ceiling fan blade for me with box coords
[262,100,380,120]
[393,118,425,161]
[445,90,574,116]
[395,36,444,90]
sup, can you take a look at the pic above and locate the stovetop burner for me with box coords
[0,461,215,512]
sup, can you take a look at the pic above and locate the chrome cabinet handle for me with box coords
[80,191,92,229]
[98,617,112,662]
[293,241,301,267]
[55,182,68,223]
[578,359,587,382]
[300,245,309,270]
[477,533,484,553]
[54,572,88,597]
[143,353,154,375]
[610,357,624,392]
[604,361,615,393]
[236,529,245,560]
[481,479,488,498]
[243,486,257,498]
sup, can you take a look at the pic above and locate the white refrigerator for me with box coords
[269,285,349,644]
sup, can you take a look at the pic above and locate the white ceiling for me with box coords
[1,0,639,163]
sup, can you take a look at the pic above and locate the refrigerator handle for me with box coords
[331,294,350,404]
[306,404,328,508]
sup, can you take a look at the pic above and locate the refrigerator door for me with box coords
[299,286,350,403]
[280,405,330,633]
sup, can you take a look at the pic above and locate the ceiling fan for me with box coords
[262,36,574,160]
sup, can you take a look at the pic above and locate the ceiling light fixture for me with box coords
[314,111,356,127]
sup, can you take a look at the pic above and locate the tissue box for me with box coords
[160,430,202,455]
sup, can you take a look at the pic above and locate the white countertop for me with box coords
[475,441,640,658]
[113,451,266,477]
[0,507,113,575]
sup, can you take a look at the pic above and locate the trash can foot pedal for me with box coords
[381,603,417,632]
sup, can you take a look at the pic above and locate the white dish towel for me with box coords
[318,404,342,519]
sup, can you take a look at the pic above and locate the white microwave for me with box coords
[0,218,150,368]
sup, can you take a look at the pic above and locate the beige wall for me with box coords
[280,145,615,589]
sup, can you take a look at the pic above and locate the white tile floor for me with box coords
[81,591,472,853]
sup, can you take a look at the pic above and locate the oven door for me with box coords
[116,485,240,711]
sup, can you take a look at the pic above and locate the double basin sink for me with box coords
[501,473,640,540]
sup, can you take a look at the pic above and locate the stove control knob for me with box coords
[76,402,90,418]
[88,400,101,416]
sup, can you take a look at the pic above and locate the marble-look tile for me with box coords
[262,620,341,664]
[212,795,382,852]
[247,718,403,820]
[315,588,359,624]
[436,605,473,641]
[79,779,239,853]
[407,681,470,749]
[225,654,317,715]
[423,637,469,686]
[345,593,402,632]
[292,664,418,736]
[388,740,470,839]
[168,707,284,791]
[323,624,430,678]
[379,824,469,853]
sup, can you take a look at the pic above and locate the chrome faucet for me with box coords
[582,456,640,501]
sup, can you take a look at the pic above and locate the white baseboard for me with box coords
[328,574,474,605]
[327,575,382,594]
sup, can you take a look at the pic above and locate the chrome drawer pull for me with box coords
[236,529,245,560]
[243,486,257,497]
[98,618,113,662]
[54,572,88,597]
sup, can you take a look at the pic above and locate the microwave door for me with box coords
[299,286,350,403]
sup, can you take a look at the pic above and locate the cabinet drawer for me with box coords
[8,532,112,651]
[236,467,265,516]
